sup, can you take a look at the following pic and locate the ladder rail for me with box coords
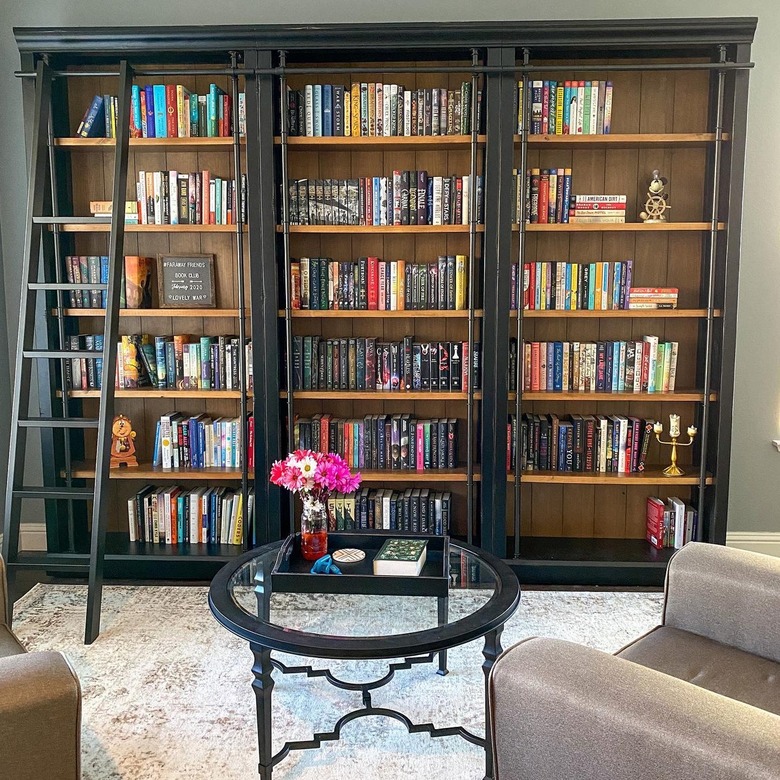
[2,61,53,622]
[84,59,133,644]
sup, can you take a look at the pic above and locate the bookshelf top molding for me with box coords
[14,18,756,58]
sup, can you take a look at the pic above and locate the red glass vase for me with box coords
[300,499,328,561]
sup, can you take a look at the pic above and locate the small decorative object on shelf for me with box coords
[109,414,138,468]
[653,414,697,476]
[331,548,366,565]
[639,170,670,223]
[270,450,362,560]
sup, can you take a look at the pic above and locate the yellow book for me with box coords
[231,492,243,545]
[556,86,564,134]
[396,260,406,310]
[570,262,578,310]
[594,262,603,310]
[176,85,189,138]
[455,255,467,310]
[516,82,524,131]
[351,83,360,137]
[343,90,351,136]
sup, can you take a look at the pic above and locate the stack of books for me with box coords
[628,287,679,309]
[569,194,626,223]
[327,489,451,534]
[513,168,574,224]
[516,80,614,135]
[646,496,698,550]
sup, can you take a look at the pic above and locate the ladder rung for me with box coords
[19,417,99,429]
[24,349,103,359]
[9,553,90,572]
[29,282,107,291]
[13,486,94,500]
[33,216,111,224]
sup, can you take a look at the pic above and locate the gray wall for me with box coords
[0,0,777,536]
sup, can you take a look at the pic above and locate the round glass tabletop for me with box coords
[209,539,520,660]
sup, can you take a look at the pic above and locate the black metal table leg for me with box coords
[482,626,504,780]
[251,642,275,780]
[437,595,449,675]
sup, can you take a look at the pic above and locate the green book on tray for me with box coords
[373,538,428,577]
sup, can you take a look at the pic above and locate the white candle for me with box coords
[669,414,680,438]
[653,421,663,435]
[687,426,697,438]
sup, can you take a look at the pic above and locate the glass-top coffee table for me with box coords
[209,536,520,779]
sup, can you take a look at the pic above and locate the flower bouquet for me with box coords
[270,450,362,560]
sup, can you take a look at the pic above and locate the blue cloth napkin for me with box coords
[310,555,342,575]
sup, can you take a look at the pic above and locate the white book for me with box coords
[160,412,175,469]
[576,82,585,134]
[390,263,398,310]
[617,416,628,473]
[137,172,147,224]
[153,171,163,225]
[404,90,412,136]
[644,335,659,392]
[461,174,470,224]
[382,490,392,530]
[304,85,314,136]
[598,416,608,472]
[162,490,172,544]
[383,85,391,137]
[685,505,696,544]
[189,488,204,544]
[169,170,178,224]
[618,341,627,392]
[669,497,686,549]
[633,342,643,393]
[127,497,137,543]
[662,343,673,392]
[432,177,443,224]
[669,342,679,391]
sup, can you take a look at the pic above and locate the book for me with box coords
[373,538,428,576]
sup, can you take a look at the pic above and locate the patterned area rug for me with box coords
[13,585,663,779]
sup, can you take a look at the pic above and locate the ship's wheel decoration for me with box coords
[639,169,670,223]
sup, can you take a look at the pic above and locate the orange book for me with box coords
[123,256,153,309]
[396,260,406,310]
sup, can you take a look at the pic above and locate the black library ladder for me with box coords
[2,59,133,644]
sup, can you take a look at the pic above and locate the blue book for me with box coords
[100,256,108,308]
[322,85,333,136]
[565,264,572,309]
[588,263,597,310]
[77,95,105,138]
[313,85,323,136]
[546,342,554,389]
[153,85,167,138]
[613,262,622,309]
[208,84,222,137]
[561,171,572,223]
[553,342,563,391]
[177,495,186,544]
[152,420,162,466]
[130,86,142,136]
[614,342,622,392]
[563,83,572,133]
[143,86,155,138]
[94,335,104,389]
[189,92,199,136]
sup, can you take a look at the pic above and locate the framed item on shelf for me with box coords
[157,253,216,308]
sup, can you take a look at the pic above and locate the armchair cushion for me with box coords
[618,625,780,716]
[0,625,26,658]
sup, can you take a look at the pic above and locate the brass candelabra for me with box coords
[654,414,697,476]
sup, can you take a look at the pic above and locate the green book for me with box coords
[373,538,428,577]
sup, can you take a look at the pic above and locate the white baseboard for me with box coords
[726,532,780,557]
[19,524,47,552]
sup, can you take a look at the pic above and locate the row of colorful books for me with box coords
[127,485,252,546]
[512,168,573,224]
[121,334,252,391]
[569,194,627,224]
[63,255,154,310]
[134,170,246,225]
[286,82,480,137]
[646,496,698,550]
[326,489,451,535]
[510,413,654,474]
[77,85,245,139]
[293,415,458,471]
[291,336,481,392]
[512,260,635,311]
[152,413,253,470]
[515,337,679,394]
[287,173,484,226]
[291,256,468,311]
[516,80,614,135]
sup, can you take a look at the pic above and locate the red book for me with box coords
[139,90,148,138]
[462,341,469,392]
[529,262,536,309]
[530,342,541,391]
[166,84,178,138]
[247,415,254,469]
[624,422,633,474]
[367,257,379,310]
[646,496,666,549]
[538,171,549,224]
[507,423,512,472]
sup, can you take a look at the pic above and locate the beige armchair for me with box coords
[0,556,82,780]
[489,542,780,780]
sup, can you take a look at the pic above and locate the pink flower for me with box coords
[269,460,285,486]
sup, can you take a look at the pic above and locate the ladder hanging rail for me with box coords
[84,59,134,645]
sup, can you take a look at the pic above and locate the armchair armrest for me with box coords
[489,638,780,780]
[0,555,7,626]
[664,542,780,662]
[0,651,81,780]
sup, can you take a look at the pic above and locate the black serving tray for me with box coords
[271,532,450,597]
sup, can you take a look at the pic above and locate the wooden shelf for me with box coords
[279,309,481,318]
[281,390,481,400]
[55,137,242,150]
[60,308,244,318]
[509,468,713,485]
[277,135,486,149]
[510,536,676,568]
[518,132,725,147]
[105,534,243,562]
[513,390,715,402]
[281,225,482,234]
[514,309,720,319]
[60,389,246,399]
[515,222,724,232]
[58,223,244,233]
[64,463,251,480]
